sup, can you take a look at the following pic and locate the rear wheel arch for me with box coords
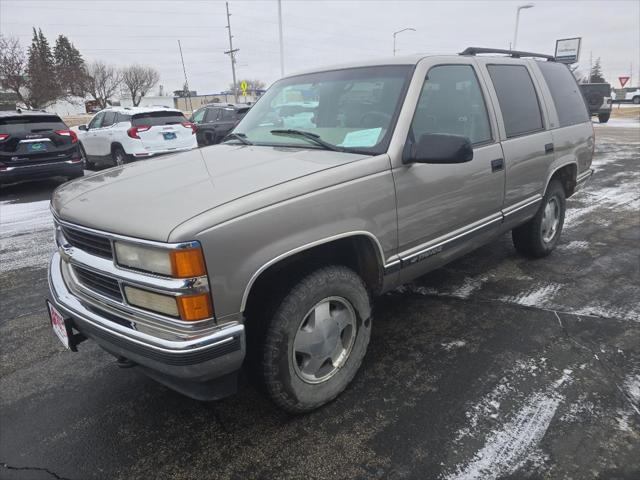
[547,162,578,198]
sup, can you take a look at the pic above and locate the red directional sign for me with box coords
[619,76,630,87]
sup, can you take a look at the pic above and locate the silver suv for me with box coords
[47,48,594,413]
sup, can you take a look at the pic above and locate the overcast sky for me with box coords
[1,0,638,95]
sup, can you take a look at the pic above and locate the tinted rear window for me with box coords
[132,111,186,126]
[0,115,66,135]
[487,65,544,138]
[540,62,590,127]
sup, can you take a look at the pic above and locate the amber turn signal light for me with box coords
[177,293,213,321]
[170,248,207,278]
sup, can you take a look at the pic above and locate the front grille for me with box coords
[62,226,113,258]
[74,266,123,301]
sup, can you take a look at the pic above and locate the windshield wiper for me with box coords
[270,129,345,152]
[223,132,253,145]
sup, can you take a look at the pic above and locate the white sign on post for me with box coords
[555,37,581,64]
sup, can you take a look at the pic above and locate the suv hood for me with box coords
[52,145,367,241]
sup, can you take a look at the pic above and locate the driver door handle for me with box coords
[491,158,504,172]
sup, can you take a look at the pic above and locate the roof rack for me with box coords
[460,47,555,61]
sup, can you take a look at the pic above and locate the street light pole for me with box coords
[393,27,416,56]
[512,3,534,51]
[277,0,284,77]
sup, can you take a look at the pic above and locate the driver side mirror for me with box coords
[406,133,473,164]
[78,124,88,131]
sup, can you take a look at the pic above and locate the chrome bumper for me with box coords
[48,252,245,384]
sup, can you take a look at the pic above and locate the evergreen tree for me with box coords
[589,58,606,83]
[26,28,59,108]
[54,34,87,98]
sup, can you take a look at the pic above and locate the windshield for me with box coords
[233,65,413,154]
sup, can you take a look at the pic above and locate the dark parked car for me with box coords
[579,83,612,123]
[190,104,251,146]
[0,110,84,185]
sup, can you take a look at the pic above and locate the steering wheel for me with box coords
[359,111,392,128]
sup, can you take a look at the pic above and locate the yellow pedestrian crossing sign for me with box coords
[240,81,248,96]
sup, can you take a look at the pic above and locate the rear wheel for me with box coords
[633,96,640,105]
[112,146,128,166]
[79,144,94,169]
[261,265,372,413]
[512,179,566,258]
[598,113,610,123]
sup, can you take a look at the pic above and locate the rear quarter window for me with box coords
[487,64,544,138]
[538,61,590,127]
[0,115,67,135]
[132,111,186,126]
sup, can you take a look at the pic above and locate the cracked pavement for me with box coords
[1,123,639,479]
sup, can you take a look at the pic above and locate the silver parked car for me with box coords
[47,48,594,413]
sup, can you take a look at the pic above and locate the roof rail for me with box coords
[460,47,555,61]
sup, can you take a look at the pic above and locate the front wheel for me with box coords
[262,265,372,413]
[632,96,640,105]
[512,179,566,258]
[598,113,610,123]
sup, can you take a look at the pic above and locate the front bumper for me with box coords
[0,159,83,184]
[48,252,245,400]
[575,168,594,193]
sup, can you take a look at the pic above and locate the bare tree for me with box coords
[0,35,29,106]
[122,65,160,106]
[86,61,122,109]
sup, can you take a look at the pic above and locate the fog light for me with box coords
[124,286,179,317]
[177,294,213,321]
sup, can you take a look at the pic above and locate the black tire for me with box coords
[512,179,566,258]
[79,144,94,169]
[262,265,372,414]
[204,132,216,146]
[598,113,610,123]
[632,96,640,105]
[111,145,128,166]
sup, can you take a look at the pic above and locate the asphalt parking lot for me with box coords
[1,120,639,480]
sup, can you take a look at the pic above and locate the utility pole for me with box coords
[177,40,193,112]
[224,1,239,103]
[277,0,284,77]
[589,51,593,83]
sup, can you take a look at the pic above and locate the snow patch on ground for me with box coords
[0,199,55,273]
[624,374,640,404]
[557,240,590,251]
[500,283,562,309]
[593,118,640,128]
[441,340,467,352]
[445,369,572,480]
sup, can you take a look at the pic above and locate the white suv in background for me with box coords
[73,107,197,168]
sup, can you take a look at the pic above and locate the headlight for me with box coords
[114,242,206,278]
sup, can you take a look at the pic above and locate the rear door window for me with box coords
[102,111,116,127]
[116,113,131,124]
[487,64,544,138]
[410,64,492,145]
[538,61,589,127]
[220,108,236,121]
[132,111,186,126]
[204,108,219,122]
[0,115,66,135]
